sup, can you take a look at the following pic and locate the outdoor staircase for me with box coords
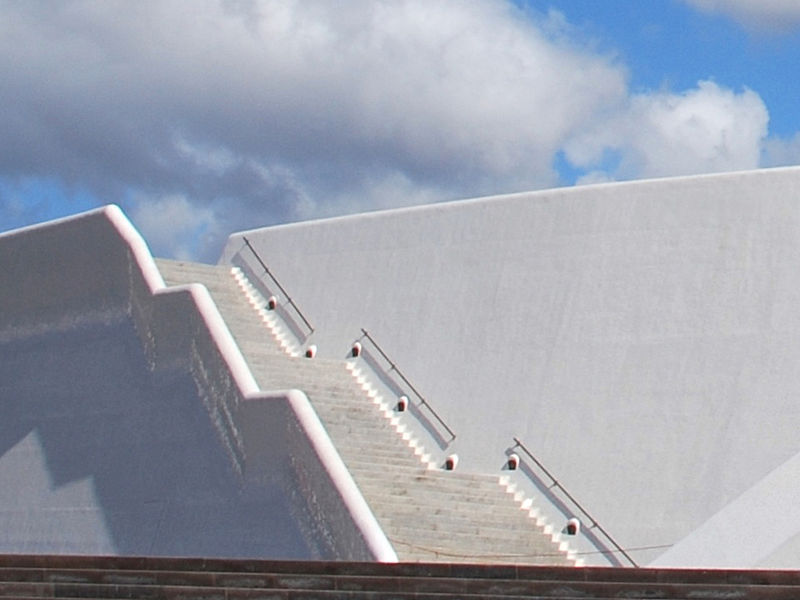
[155,259,574,566]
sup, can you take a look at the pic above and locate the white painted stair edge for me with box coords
[349,361,581,566]
[106,217,396,563]
[498,475,583,566]
[230,266,302,357]
[346,363,438,471]
[230,260,578,566]
[231,262,436,472]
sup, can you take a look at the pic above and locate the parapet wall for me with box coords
[221,167,800,567]
[0,210,134,340]
[0,206,394,561]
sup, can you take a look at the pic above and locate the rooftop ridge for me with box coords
[226,165,800,238]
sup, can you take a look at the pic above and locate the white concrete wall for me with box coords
[221,166,800,567]
[0,209,134,341]
[0,207,394,561]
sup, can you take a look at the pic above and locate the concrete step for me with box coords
[308,400,393,415]
[377,511,550,539]
[351,481,514,506]
[302,416,396,435]
[373,507,541,534]
[358,493,527,521]
[302,393,390,410]
[320,433,408,453]
[310,393,387,407]
[248,357,353,376]
[306,399,387,416]
[331,432,423,447]
[300,403,396,422]
[391,545,569,566]
[335,447,429,465]
[310,417,402,438]
[150,259,573,566]
[364,493,525,517]
[360,476,512,496]
[342,461,505,494]
[249,370,358,389]
[377,517,545,544]
[386,528,560,556]
[235,339,294,356]
[328,442,430,462]
[268,374,365,390]
[346,467,499,488]
[335,445,427,462]
[356,489,518,515]
[213,309,278,329]
[155,258,227,273]
[387,534,570,565]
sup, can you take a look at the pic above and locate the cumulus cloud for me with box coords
[763,133,800,167]
[0,1,781,259]
[682,0,800,30]
[574,171,614,186]
[0,0,629,259]
[129,194,217,260]
[565,81,769,180]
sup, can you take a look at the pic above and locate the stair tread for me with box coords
[152,259,572,567]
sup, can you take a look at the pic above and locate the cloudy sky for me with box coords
[2,0,800,260]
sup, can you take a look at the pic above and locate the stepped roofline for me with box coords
[0,205,396,561]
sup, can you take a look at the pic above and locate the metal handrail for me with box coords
[358,328,456,443]
[511,436,638,567]
[242,236,314,334]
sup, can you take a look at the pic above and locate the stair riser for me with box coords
[154,259,572,566]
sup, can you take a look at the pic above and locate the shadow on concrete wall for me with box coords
[229,250,311,347]
[358,349,450,451]
[0,318,315,559]
[511,456,623,567]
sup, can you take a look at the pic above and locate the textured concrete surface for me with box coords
[0,207,389,561]
[157,258,574,565]
[221,166,800,567]
[0,319,310,557]
[6,166,800,567]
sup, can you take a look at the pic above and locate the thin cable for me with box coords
[389,538,673,562]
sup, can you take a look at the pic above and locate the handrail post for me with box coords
[358,328,456,443]
[512,437,638,567]
[241,237,314,335]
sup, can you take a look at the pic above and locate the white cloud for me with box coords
[0,1,784,259]
[565,81,769,180]
[129,194,217,261]
[0,0,628,259]
[683,0,800,30]
[294,170,449,222]
[575,171,614,186]
[764,133,800,167]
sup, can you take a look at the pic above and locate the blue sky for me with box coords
[2,1,800,260]
[541,1,800,135]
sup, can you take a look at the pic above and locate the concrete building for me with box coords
[3,166,800,568]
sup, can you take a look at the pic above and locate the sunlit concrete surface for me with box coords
[222,166,800,567]
[6,166,800,567]
[0,207,385,560]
